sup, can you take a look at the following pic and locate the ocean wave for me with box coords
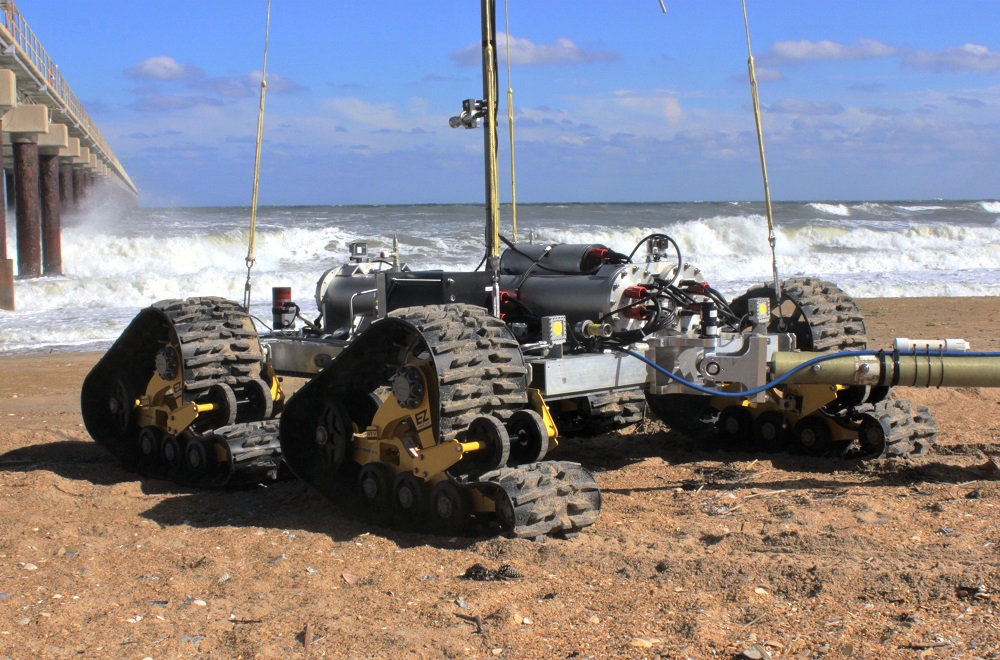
[809,203,851,216]
[897,205,948,212]
[3,203,998,354]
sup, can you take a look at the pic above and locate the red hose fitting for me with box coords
[623,285,648,300]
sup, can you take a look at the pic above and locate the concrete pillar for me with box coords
[4,169,12,210]
[39,154,61,276]
[0,256,11,310]
[0,122,9,310]
[38,124,68,276]
[72,167,84,207]
[73,147,91,206]
[4,104,49,280]
[0,121,6,260]
[13,140,41,278]
[58,137,80,212]
[59,163,73,209]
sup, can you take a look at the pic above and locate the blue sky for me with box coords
[23,1,1000,206]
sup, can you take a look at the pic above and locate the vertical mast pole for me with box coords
[741,0,781,305]
[480,0,502,316]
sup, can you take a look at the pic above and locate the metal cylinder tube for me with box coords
[500,244,611,276]
[771,351,1000,388]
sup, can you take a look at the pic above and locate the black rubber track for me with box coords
[730,277,868,353]
[80,297,281,486]
[553,390,647,438]
[280,304,602,538]
[855,399,938,459]
[478,461,602,540]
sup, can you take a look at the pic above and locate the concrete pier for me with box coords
[0,0,137,308]
[13,139,40,279]
[0,118,8,310]
[40,153,61,275]
[38,123,68,275]
[59,162,73,210]
[6,102,48,280]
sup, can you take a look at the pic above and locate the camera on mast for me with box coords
[449,98,486,129]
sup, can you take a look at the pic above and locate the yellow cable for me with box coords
[243,0,271,311]
[504,0,518,244]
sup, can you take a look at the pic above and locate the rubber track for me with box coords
[280,304,602,538]
[156,297,265,397]
[390,305,528,441]
[476,461,602,539]
[731,277,868,352]
[554,390,647,438]
[81,297,280,486]
[204,421,283,487]
[856,399,938,459]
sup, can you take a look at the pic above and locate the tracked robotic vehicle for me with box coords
[80,0,1000,540]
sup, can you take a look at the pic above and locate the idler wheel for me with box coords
[791,416,833,456]
[506,409,550,465]
[451,416,511,477]
[429,481,468,534]
[716,406,754,451]
[108,376,136,437]
[858,414,889,457]
[207,383,238,426]
[316,401,353,473]
[238,378,273,422]
[358,463,392,520]
[392,472,427,520]
[137,426,163,463]
[492,486,517,534]
[753,410,788,453]
[161,435,183,469]
[185,439,209,476]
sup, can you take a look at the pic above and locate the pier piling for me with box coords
[59,162,73,210]
[40,153,61,275]
[13,139,41,279]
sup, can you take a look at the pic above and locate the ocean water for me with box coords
[1,199,998,355]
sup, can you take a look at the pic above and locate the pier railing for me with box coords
[0,0,136,195]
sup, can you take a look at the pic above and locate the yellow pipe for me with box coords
[459,441,483,453]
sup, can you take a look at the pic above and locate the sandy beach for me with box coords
[0,296,998,658]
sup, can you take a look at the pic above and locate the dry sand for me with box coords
[0,297,998,658]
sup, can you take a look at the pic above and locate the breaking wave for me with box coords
[1,201,998,354]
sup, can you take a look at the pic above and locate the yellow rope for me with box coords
[243,0,271,310]
[741,0,781,300]
[503,0,518,243]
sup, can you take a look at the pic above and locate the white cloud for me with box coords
[763,38,897,65]
[767,99,845,115]
[903,43,1000,73]
[191,71,307,98]
[613,93,683,123]
[324,98,405,128]
[450,33,617,67]
[125,56,203,81]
